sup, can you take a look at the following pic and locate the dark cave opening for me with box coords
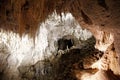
[57,36,74,50]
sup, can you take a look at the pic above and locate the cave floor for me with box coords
[16,36,120,80]
[17,37,102,80]
[54,45,100,80]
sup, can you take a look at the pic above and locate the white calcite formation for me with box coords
[0,12,92,80]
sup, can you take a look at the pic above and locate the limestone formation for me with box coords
[0,0,120,80]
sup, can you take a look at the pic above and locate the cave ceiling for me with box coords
[1,0,120,57]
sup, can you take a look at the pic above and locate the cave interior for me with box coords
[0,0,120,80]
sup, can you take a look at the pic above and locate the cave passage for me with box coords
[0,0,120,79]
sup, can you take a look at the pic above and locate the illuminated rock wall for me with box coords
[0,13,92,80]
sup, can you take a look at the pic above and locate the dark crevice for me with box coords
[58,38,73,50]
[6,10,12,21]
[81,10,93,25]
[25,24,30,31]
[24,24,30,34]
[98,0,108,10]
[101,24,105,26]
[0,72,4,80]
[6,10,10,16]
[106,15,110,18]
[0,0,5,6]
[21,0,29,10]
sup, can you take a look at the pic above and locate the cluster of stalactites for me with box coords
[0,0,83,38]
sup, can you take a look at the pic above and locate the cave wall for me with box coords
[0,0,120,54]
[75,0,120,75]
[0,0,120,79]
